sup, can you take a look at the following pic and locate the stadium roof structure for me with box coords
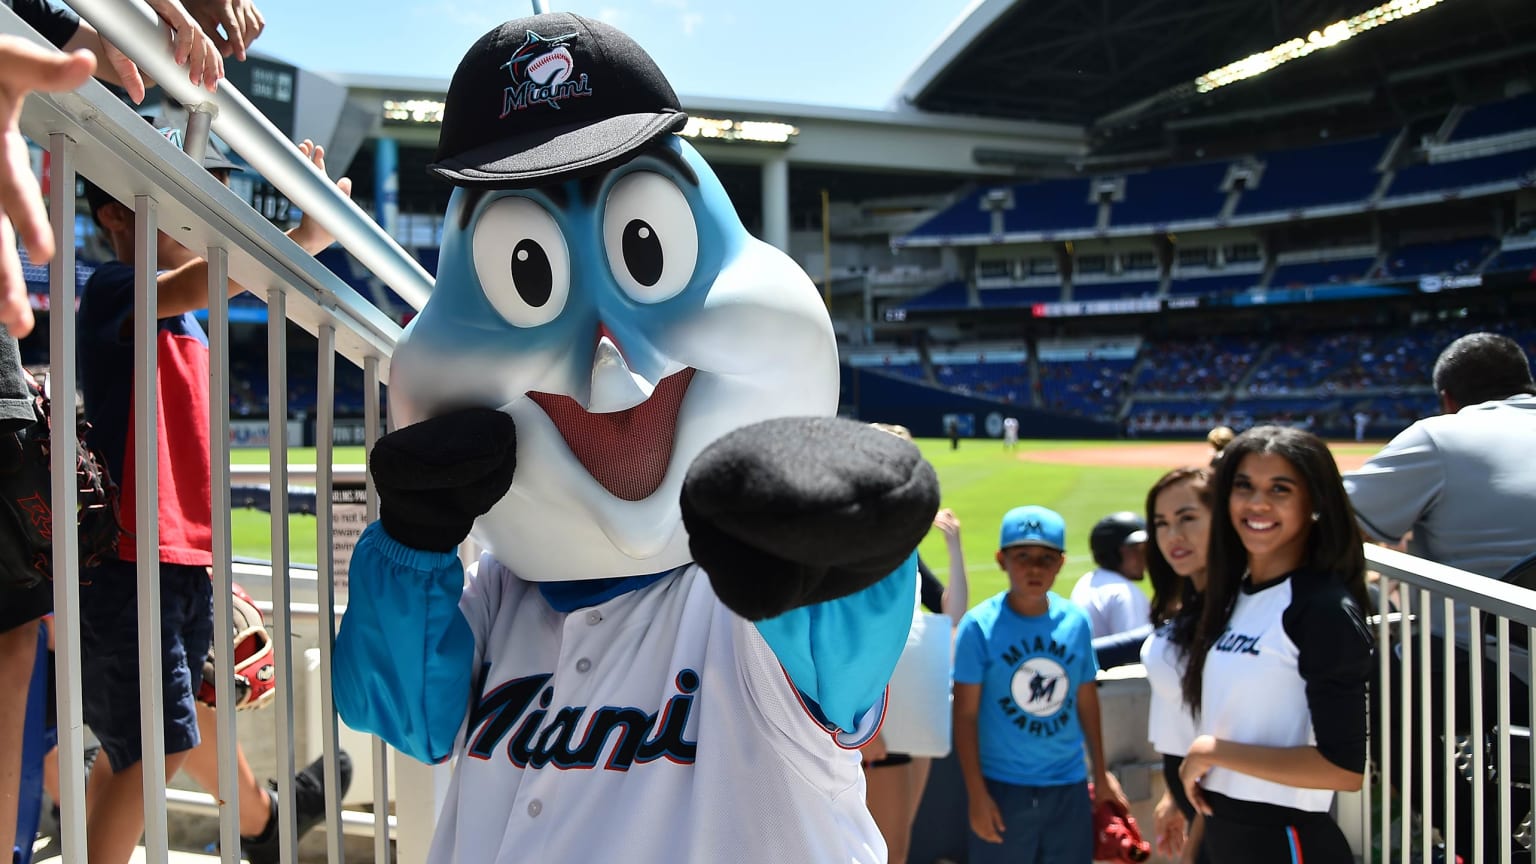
[897,0,1536,162]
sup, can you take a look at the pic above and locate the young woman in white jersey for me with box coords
[1179,426,1372,864]
[1141,466,1213,864]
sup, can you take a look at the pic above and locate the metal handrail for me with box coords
[1365,544,1536,627]
[63,0,434,312]
[4,3,411,859]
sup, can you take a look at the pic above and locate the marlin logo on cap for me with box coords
[500,30,594,116]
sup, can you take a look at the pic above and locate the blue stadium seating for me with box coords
[1448,93,1536,142]
[904,189,991,240]
[1386,147,1536,198]
[873,362,926,381]
[901,280,971,310]
[1488,246,1536,272]
[1003,178,1098,233]
[1072,280,1159,301]
[977,285,1060,307]
[1269,256,1375,287]
[935,361,1030,403]
[1234,134,1390,214]
[1382,237,1496,277]
[1039,358,1133,417]
[1111,162,1231,226]
[1167,272,1261,296]
[414,247,440,276]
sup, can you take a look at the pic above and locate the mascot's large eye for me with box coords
[472,196,570,328]
[602,171,698,304]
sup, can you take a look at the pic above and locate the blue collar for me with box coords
[537,568,676,613]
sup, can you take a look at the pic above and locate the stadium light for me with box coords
[678,116,800,144]
[382,99,447,124]
[1194,0,1447,93]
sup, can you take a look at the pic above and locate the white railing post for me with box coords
[207,244,242,863]
[46,129,88,864]
[133,192,170,863]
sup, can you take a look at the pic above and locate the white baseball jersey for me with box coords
[1198,569,1371,813]
[1070,567,1152,638]
[430,555,887,863]
[1140,623,1196,757]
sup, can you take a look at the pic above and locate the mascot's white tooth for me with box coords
[586,335,655,413]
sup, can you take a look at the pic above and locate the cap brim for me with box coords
[429,110,687,189]
[1123,529,1149,545]
[1001,539,1064,553]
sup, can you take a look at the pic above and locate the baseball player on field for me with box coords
[333,12,941,863]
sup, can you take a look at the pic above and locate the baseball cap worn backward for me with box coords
[999,505,1066,552]
[430,12,688,189]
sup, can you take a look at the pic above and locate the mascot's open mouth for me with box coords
[527,368,696,502]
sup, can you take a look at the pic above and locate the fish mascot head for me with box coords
[387,12,838,581]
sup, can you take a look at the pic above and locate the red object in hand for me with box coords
[1087,784,1152,863]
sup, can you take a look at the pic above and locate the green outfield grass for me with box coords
[229,438,1372,606]
[229,447,367,563]
[909,440,1166,607]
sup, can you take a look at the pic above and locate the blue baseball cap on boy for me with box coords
[998,505,1066,553]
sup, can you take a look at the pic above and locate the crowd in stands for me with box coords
[1038,359,1133,417]
[868,320,1535,440]
[1133,337,1262,395]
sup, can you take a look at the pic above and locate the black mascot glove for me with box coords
[369,408,517,553]
[681,416,940,621]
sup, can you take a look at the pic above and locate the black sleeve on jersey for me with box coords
[917,557,944,614]
[4,0,82,48]
[1093,622,1153,671]
[1282,571,1374,773]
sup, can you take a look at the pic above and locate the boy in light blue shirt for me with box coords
[953,505,1127,864]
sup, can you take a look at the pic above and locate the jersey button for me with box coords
[585,610,603,625]
[575,658,592,673]
[527,799,543,818]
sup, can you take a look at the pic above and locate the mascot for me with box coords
[333,11,940,862]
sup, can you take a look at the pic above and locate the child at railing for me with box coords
[73,131,349,864]
[1177,425,1372,864]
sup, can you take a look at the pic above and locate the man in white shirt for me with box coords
[1069,512,1151,639]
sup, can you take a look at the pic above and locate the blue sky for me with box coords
[248,0,975,109]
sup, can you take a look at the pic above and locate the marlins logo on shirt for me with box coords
[998,637,1078,736]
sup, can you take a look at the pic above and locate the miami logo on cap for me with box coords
[499,30,594,117]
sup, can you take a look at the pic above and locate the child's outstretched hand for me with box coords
[287,139,352,255]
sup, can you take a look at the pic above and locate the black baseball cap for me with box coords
[429,12,688,189]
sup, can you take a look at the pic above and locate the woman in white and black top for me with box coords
[1141,466,1212,864]
[1179,426,1372,864]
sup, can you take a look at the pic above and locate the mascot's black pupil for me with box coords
[510,239,552,307]
[622,219,664,287]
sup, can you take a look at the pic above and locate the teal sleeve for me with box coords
[333,521,475,764]
[1076,615,1100,682]
[953,613,986,685]
[753,552,917,733]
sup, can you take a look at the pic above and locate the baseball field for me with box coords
[229,438,1383,605]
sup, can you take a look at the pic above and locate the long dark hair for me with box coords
[1146,467,1213,658]
[1181,426,1367,714]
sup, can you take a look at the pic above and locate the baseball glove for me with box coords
[0,381,121,591]
[198,582,277,711]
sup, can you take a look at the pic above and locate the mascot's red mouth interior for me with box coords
[527,368,696,502]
